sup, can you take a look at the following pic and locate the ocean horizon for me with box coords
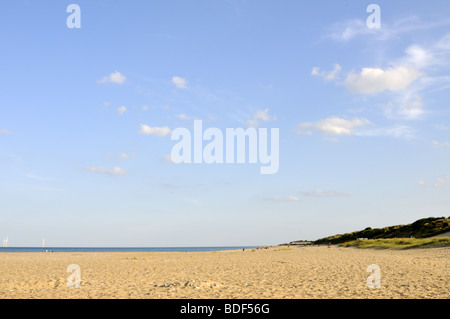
[0,246,259,253]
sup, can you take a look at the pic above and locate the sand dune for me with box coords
[0,246,448,299]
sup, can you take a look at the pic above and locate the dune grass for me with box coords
[339,237,450,249]
[314,217,450,245]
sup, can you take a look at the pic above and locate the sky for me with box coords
[1,0,449,247]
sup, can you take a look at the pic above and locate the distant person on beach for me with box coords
[328,243,331,248]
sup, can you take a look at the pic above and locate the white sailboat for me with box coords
[42,239,45,249]
[3,236,8,248]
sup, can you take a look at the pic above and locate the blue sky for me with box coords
[1,0,449,246]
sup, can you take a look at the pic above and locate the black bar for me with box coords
[1,299,447,318]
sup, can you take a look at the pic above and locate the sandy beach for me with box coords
[0,246,448,299]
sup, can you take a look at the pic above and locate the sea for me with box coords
[0,246,258,253]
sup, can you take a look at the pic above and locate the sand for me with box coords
[0,246,448,299]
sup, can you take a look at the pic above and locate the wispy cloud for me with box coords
[161,154,175,163]
[264,196,300,202]
[418,173,450,188]
[296,117,414,140]
[311,63,341,81]
[432,140,450,148]
[118,153,135,159]
[381,94,424,120]
[296,116,371,136]
[97,71,126,84]
[327,19,374,42]
[172,76,188,89]
[117,106,127,115]
[246,109,276,128]
[301,189,350,197]
[355,125,415,140]
[314,33,450,122]
[341,64,426,121]
[138,124,171,136]
[327,16,450,42]
[0,129,13,135]
[176,113,197,120]
[84,166,128,176]
[117,105,127,115]
[23,173,53,181]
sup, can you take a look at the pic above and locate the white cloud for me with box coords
[84,166,128,176]
[117,106,127,115]
[246,109,276,128]
[327,17,450,43]
[355,125,415,140]
[24,173,53,181]
[313,34,450,123]
[245,119,259,128]
[312,63,341,81]
[432,140,450,148]
[296,116,371,136]
[434,175,450,187]
[382,94,424,120]
[138,124,171,136]
[97,71,126,84]
[161,154,175,163]
[301,189,350,197]
[172,76,188,89]
[418,173,450,188]
[330,19,375,42]
[0,129,12,135]
[264,196,300,202]
[402,35,450,71]
[254,109,276,122]
[344,66,421,94]
[396,94,424,120]
[118,153,134,159]
[435,34,450,50]
[404,45,433,70]
[176,114,197,120]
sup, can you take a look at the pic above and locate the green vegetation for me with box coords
[313,217,450,245]
[339,237,450,249]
